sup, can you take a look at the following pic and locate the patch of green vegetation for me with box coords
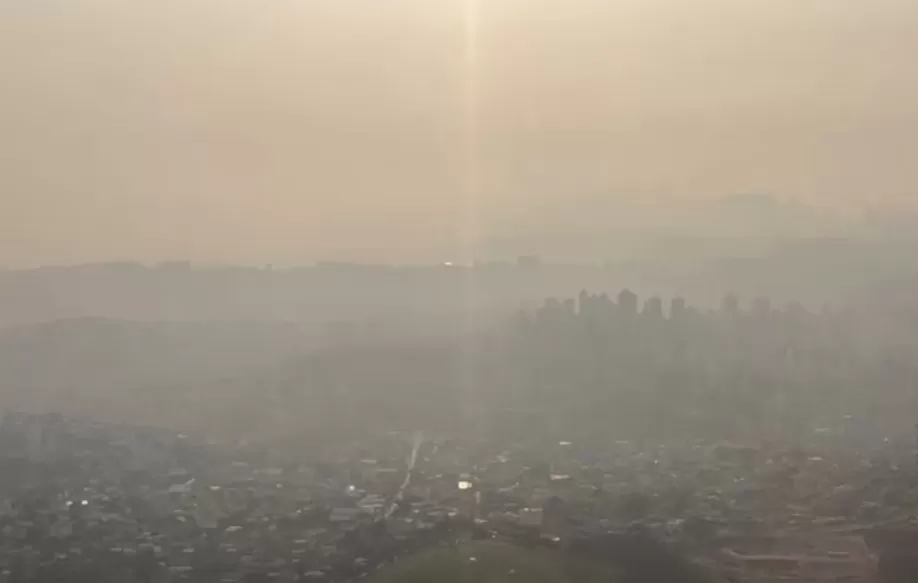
[368,541,618,583]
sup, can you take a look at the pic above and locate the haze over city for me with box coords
[4,3,918,582]
[3,0,918,266]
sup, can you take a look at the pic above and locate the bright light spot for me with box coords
[458,480,473,490]
[346,485,357,494]
[443,262,454,267]
[81,500,89,506]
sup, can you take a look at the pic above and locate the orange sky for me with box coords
[2,0,917,265]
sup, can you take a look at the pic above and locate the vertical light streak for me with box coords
[461,0,481,266]
[459,0,484,431]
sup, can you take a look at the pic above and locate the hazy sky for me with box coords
[2,0,917,265]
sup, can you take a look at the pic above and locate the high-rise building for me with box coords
[618,289,638,316]
[670,297,687,320]
[722,293,741,317]
[643,297,664,319]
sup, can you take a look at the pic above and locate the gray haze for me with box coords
[4,5,918,581]
[2,0,918,445]
[1,218,917,444]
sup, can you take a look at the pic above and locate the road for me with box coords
[386,430,423,519]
